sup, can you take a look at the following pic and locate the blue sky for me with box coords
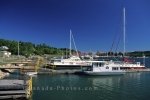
[0,0,150,52]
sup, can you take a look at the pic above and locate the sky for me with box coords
[0,0,150,52]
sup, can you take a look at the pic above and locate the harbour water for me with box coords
[31,58,150,100]
[32,72,150,100]
[3,58,150,100]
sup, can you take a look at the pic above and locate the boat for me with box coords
[49,30,91,70]
[104,8,146,70]
[83,61,126,75]
[25,72,37,76]
[119,57,145,70]
[118,8,145,70]
[50,56,91,68]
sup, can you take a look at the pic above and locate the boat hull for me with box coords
[26,72,37,76]
[83,71,125,76]
[49,65,91,70]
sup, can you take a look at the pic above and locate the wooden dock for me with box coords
[0,77,32,99]
[0,57,44,77]
[0,57,42,99]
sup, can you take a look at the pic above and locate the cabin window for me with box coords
[106,66,109,69]
[112,67,118,70]
[99,63,102,67]
[92,63,96,67]
[50,60,54,63]
[55,60,61,62]
[96,63,104,67]
[92,63,99,67]
[75,59,79,61]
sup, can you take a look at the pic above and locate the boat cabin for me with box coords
[88,61,122,72]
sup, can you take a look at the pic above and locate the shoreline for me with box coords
[0,70,8,79]
[0,69,15,79]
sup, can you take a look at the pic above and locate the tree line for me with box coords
[0,39,150,57]
[95,51,150,57]
[0,39,74,57]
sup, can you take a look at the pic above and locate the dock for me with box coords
[0,77,32,99]
[0,57,42,99]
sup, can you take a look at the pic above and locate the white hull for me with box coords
[50,56,91,68]
[82,61,126,76]
[26,72,37,76]
[83,71,125,76]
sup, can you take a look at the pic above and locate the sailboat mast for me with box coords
[70,29,72,56]
[71,32,79,57]
[123,7,126,56]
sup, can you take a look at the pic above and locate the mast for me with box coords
[69,29,72,56]
[71,32,79,57]
[123,7,126,56]
[143,53,145,66]
[69,29,79,57]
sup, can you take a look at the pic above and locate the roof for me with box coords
[0,46,9,50]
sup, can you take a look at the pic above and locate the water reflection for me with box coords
[31,72,150,100]
[86,76,122,91]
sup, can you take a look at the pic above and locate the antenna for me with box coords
[123,7,126,56]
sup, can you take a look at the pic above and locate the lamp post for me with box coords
[18,41,20,57]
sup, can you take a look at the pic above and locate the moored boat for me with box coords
[49,30,91,69]
[83,61,126,75]
[25,72,37,76]
[50,56,91,69]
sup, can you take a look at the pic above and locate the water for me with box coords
[32,73,150,100]
[31,57,150,100]
[4,58,150,100]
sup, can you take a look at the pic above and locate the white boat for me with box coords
[25,72,37,76]
[49,30,91,69]
[83,61,126,75]
[119,8,145,70]
[102,8,146,70]
[50,56,91,67]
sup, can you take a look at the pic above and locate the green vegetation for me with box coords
[95,51,150,57]
[0,39,75,57]
[127,51,150,57]
[0,39,150,57]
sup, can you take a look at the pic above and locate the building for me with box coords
[0,46,11,57]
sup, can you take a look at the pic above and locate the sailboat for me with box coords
[119,8,145,70]
[82,8,146,75]
[49,30,91,70]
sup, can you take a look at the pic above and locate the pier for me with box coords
[0,57,43,99]
[0,77,32,99]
